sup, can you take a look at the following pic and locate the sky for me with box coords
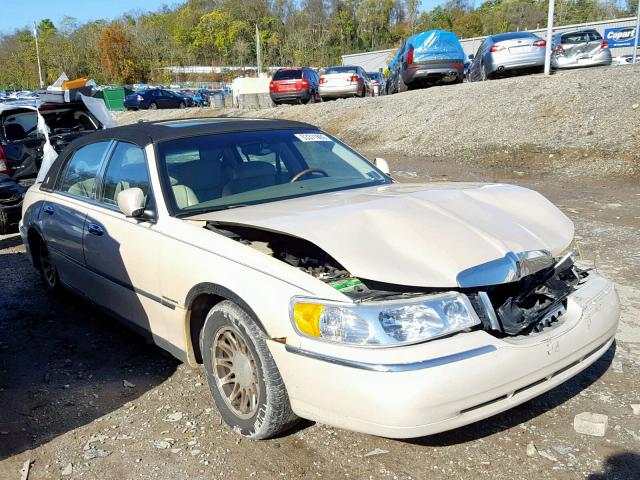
[1,0,446,35]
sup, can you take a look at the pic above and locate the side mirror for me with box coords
[117,187,146,218]
[374,157,391,176]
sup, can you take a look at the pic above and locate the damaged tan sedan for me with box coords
[20,119,619,439]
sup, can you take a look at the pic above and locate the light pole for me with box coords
[633,0,639,64]
[544,0,555,75]
[33,21,44,89]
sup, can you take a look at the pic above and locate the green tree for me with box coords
[192,10,249,60]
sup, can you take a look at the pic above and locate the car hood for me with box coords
[191,183,574,288]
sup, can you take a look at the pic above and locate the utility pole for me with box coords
[255,24,262,77]
[543,0,555,75]
[33,21,44,89]
[633,0,640,64]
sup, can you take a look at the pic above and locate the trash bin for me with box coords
[213,93,225,109]
[95,88,128,111]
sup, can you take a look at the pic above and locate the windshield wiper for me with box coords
[178,204,250,218]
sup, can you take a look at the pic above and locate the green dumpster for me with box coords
[94,88,130,111]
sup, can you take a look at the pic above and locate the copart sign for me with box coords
[604,26,637,48]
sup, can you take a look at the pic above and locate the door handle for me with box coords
[87,223,104,236]
[43,205,54,215]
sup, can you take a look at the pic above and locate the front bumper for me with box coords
[0,178,25,231]
[269,273,619,438]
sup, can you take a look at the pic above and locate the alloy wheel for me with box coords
[40,244,57,288]
[212,327,260,420]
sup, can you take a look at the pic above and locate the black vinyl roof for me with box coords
[40,118,319,191]
[65,118,318,150]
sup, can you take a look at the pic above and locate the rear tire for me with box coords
[480,65,489,81]
[398,74,409,93]
[36,238,62,296]
[200,300,299,439]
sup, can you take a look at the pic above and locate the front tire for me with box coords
[200,300,298,439]
[179,101,186,109]
[148,102,158,110]
[0,209,11,234]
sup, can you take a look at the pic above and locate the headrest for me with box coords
[232,161,275,180]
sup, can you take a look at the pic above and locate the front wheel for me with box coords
[148,102,158,110]
[179,101,186,109]
[200,301,298,439]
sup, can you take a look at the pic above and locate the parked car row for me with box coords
[269,65,388,105]
[266,26,623,107]
[467,28,613,81]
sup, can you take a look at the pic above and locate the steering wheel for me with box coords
[290,168,329,183]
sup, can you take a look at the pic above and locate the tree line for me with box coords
[0,0,634,88]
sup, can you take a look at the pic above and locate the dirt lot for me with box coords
[1,66,640,479]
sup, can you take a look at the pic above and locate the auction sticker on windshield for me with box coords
[294,133,332,142]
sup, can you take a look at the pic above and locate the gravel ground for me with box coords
[1,66,639,479]
[115,64,640,178]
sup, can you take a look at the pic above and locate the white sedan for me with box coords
[20,119,619,439]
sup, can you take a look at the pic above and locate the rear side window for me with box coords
[58,141,111,198]
[100,142,150,206]
[587,31,602,41]
[273,70,302,80]
[2,111,38,142]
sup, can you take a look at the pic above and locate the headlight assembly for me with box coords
[291,292,480,346]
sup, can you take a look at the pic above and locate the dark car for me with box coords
[388,30,465,93]
[0,102,102,233]
[269,68,321,105]
[124,89,190,110]
[367,72,386,96]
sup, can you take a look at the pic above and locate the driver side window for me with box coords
[100,142,150,207]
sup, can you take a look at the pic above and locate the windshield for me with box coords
[156,129,390,215]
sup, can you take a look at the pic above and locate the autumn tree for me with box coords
[97,22,141,84]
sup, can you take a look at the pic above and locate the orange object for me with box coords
[61,77,88,90]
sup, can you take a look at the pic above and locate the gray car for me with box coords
[468,32,547,81]
[551,29,612,69]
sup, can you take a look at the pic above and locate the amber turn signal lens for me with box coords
[293,303,324,337]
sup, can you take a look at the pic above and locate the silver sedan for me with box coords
[468,32,547,81]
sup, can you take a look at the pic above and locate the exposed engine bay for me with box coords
[206,222,586,338]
